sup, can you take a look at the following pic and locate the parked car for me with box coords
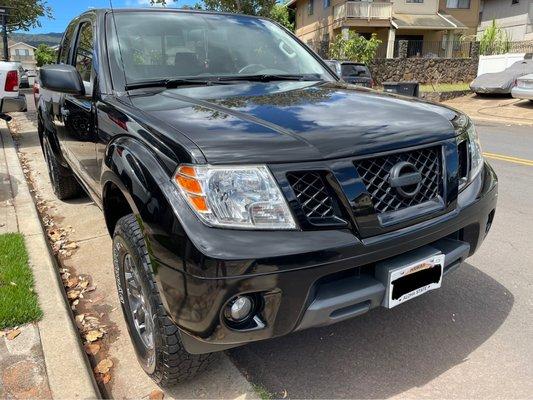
[0,61,27,114]
[324,60,374,87]
[38,9,497,387]
[511,74,533,101]
[470,59,533,95]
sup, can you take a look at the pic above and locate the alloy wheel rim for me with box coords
[123,253,154,351]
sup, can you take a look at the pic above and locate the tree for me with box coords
[3,0,52,32]
[329,31,382,64]
[479,20,511,56]
[202,0,276,17]
[34,44,56,67]
[269,3,294,31]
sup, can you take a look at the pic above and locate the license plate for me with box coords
[385,254,445,308]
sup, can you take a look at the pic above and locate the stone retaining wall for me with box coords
[369,58,478,85]
[420,90,472,103]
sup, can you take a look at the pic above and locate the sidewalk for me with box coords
[0,120,99,399]
[0,122,52,399]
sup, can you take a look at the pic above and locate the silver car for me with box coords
[511,74,533,101]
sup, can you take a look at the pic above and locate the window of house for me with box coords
[406,0,424,3]
[15,49,30,56]
[74,22,94,83]
[446,0,470,8]
[308,0,314,15]
[511,0,519,4]
[323,0,330,8]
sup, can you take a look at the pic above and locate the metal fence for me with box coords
[372,40,473,59]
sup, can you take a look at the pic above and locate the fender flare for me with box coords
[100,135,178,237]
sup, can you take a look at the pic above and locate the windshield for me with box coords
[108,11,334,86]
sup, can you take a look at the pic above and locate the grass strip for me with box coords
[0,233,42,329]
[420,82,471,93]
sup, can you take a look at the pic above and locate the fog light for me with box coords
[225,296,253,322]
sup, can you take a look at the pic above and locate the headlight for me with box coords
[173,164,297,230]
[465,119,484,181]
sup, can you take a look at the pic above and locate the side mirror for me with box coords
[40,64,85,96]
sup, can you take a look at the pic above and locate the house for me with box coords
[287,0,480,58]
[8,41,37,70]
[477,0,533,41]
[0,41,37,70]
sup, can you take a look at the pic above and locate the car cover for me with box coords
[470,60,533,94]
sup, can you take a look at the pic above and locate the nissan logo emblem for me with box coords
[388,161,423,198]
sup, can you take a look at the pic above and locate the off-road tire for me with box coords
[113,214,214,387]
[42,137,83,200]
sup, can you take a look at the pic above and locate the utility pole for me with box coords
[0,7,11,62]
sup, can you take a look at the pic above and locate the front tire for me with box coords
[112,214,214,386]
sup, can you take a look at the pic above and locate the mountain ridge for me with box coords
[10,32,63,47]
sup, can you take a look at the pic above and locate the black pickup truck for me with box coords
[37,8,497,387]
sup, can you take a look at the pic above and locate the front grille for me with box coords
[287,172,335,220]
[355,147,442,214]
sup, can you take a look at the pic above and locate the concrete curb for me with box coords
[1,122,100,399]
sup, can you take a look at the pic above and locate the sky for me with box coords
[16,0,198,34]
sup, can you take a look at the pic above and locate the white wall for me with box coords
[477,53,526,76]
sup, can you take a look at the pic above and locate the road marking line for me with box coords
[484,152,533,166]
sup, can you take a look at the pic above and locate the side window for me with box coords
[74,22,94,83]
[59,21,77,64]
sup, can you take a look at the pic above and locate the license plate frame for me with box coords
[380,253,445,308]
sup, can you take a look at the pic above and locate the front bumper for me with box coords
[154,163,497,354]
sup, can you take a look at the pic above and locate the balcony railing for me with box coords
[334,1,392,21]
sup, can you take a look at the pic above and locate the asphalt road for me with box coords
[229,120,533,399]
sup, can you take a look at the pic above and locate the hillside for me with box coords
[10,32,62,47]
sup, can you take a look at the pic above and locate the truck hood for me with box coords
[129,81,460,164]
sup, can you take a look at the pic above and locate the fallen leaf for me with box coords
[101,372,111,384]
[94,358,113,374]
[6,329,21,340]
[85,285,97,292]
[85,330,103,342]
[84,342,101,355]
[66,276,79,288]
[63,242,78,250]
[67,290,81,300]
[149,389,164,400]
[9,281,16,286]
[79,280,89,289]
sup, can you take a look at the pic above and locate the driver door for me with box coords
[60,20,100,195]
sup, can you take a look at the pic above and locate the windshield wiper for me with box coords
[125,78,217,91]
[216,74,323,83]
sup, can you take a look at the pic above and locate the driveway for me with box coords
[444,94,533,126]
[229,121,533,398]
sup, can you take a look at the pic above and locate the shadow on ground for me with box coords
[229,263,513,399]
[0,173,17,202]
